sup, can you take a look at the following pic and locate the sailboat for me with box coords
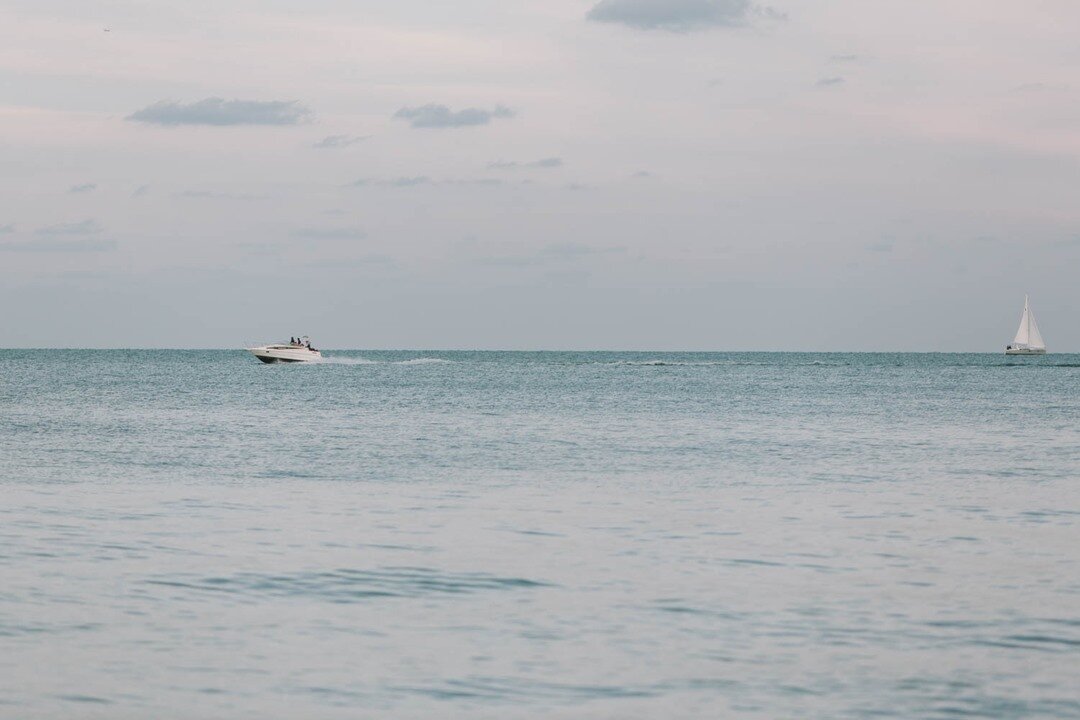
[1005,295,1047,355]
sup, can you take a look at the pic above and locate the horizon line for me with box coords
[0,347,1070,354]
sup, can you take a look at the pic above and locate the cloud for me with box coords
[0,238,116,252]
[313,134,368,149]
[475,242,626,267]
[132,184,150,197]
[474,255,539,268]
[291,227,367,240]
[542,242,626,258]
[350,176,511,189]
[1009,82,1069,94]
[69,183,97,194]
[829,54,860,63]
[36,219,103,235]
[390,176,432,187]
[305,253,395,268]
[586,0,755,31]
[177,190,269,200]
[867,241,893,253]
[815,76,845,87]
[393,104,514,129]
[238,241,285,256]
[127,98,311,126]
[488,157,563,169]
[449,178,505,186]
[351,176,432,188]
[0,223,14,234]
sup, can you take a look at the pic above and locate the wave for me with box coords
[394,358,453,365]
[600,359,842,367]
[144,567,549,602]
[999,362,1080,368]
[314,356,454,366]
[605,360,733,367]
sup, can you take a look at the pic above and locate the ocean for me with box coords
[1,350,1078,718]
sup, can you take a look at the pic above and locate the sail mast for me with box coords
[1025,294,1031,343]
[1027,295,1045,349]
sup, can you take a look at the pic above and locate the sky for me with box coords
[2,0,1079,350]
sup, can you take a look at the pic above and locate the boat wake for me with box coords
[394,358,453,365]
[318,356,378,365]
[316,356,454,366]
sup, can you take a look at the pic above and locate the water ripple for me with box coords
[144,567,551,602]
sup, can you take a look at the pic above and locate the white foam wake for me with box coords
[318,356,378,365]
[311,356,454,366]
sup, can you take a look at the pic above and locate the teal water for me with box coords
[1,350,1078,718]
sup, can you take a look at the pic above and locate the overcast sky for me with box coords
[2,0,1079,350]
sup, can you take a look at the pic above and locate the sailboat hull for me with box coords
[1005,347,1046,355]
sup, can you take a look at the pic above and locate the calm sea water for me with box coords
[1,350,1078,719]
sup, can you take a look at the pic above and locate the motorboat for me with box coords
[247,337,323,363]
[1004,295,1047,355]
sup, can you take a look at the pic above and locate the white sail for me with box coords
[1010,306,1028,345]
[1027,301,1045,349]
[1013,299,1030,345]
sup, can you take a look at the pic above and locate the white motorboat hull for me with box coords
[247,345,323,363]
